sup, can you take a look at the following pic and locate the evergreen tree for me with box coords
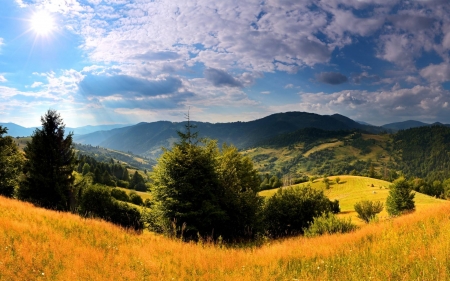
[386,177,415,216]
[129,171,146,191]
[18,110,76,210]
[0,126,24,197]
[150,114,262,241]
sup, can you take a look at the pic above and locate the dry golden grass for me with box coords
[2,192,450,280]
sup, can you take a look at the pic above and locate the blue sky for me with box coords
[1,0,450,127]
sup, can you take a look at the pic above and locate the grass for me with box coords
[2,195,450,280]
[259,175,448,224]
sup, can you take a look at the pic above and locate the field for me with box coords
[259,176,448,223]
[2,195,450,280]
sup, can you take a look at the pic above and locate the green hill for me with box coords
[259,176,448,223]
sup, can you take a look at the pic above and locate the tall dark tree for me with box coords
[150,113,262,241]
[0,126,24,197]
[18,110,77,210]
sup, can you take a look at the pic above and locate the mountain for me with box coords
[381,120,429,131]
[0,123,37,137]
[66,124,130,135]
[0,122,129,137]
[74,111,384,159]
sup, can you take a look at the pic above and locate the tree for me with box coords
[150,117,262,241]
[130,171,146,191]
[386,177,415,216]
[354,200,383,223]
[81,163,91,176]
[0,126,23,197]
[18,110,77,211]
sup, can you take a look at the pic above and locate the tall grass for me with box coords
[1,195,450,280]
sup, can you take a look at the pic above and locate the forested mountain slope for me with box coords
[74,111,384,159]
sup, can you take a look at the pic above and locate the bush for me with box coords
[116,180,129,188]
[354,200,383,223]
[78,185,143,231]
[304,212,357,237]
[111,188,130,202]
[263,186,337,237]
[386,178,415,216]
[129,191,144,205]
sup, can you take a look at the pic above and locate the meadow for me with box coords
[1,187,450,280]
[259,176,447,223]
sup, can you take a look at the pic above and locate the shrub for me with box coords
[78,185,143,231]
[263,186,337,237]
[129,191,144,206]
[304,212,357,237]
[116,180,129,188]
[386,177,415,216]
[354,200,384,223]
[111,188,130,202]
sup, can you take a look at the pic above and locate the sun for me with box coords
[30,10,55,36]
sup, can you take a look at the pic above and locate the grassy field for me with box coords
[259,176,448,223]
[2,195,450,280]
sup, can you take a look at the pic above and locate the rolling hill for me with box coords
[2,182,450,280]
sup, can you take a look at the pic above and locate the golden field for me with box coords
[1,192,450,280]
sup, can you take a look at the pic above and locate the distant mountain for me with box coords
[66,124,130,135]
[381,120,429,131]
[0,123,37,137]
[0,122,129,137]
[74,111,385,159]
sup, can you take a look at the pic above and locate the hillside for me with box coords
[73,111,384,159]
[244,132,394,178]
[259,176,447,223]
[2,194,450,280]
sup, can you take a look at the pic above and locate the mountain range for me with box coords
[73,112,386,159]
[3,112,449,160]
[0,123,129,137]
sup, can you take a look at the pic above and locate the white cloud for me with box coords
[420,63,450,83]
[290,85,450,125]
[0,75,7,83]
[261,91,270,95]
[31,82,43,88]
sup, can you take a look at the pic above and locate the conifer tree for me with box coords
[18,110,76,210]
[386,177,415,216]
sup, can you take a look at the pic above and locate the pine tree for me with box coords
[18,110,76,210]
[386,177,415,216]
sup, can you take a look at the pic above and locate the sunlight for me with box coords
[30,10,55,36]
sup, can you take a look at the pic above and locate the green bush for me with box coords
[304,212,357,237]
[116,180,129,189]
[263,186,337,237]
[78,185,143,231]
[111,188,130,202]
[354,200,383,223]
[129,191,144,205]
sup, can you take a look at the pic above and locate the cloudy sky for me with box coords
[1,0,450,127]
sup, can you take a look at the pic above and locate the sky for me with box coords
[1,0,450,127]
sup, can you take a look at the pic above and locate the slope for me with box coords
[259,175,447,223]
[2,194,450,280]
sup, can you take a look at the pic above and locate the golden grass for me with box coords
[2,195,450,280]
[259,176,448,223]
